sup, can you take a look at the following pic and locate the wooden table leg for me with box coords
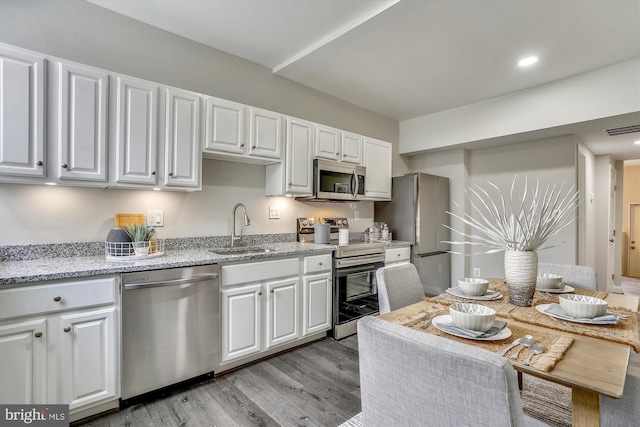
[572,386,600,427]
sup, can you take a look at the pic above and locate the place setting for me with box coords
[445,277,504,301]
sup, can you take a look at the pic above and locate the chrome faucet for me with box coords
[231,203,251,247]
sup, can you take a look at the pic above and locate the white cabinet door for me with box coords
[363,137,392,200]
[58,61,108,182]
[60,307,117,411]
[265,277,299,349]
[114,75,159,185]
[0,318,47,404]
[302,272,332,336]
[221,284,262,363]
[203,96,245,155]
[314,124,340,161]
[285,117,313,195]
[247,107,282,160]
[0,45,45,178]
[163,87,201,189]
[341,131,363,164]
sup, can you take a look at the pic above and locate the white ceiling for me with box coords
[88,0,640,160]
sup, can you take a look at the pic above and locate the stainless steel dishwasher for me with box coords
[121,265,219,403]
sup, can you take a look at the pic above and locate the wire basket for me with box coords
[105,239,165,261]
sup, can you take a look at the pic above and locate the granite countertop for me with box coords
[0,239,412,286]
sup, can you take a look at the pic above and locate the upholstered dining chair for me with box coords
[357,315,550,427]
[538,263,597,290]
[375,263,425,315]
[600,373,640,426]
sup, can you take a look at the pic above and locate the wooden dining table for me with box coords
[378,289,639,427]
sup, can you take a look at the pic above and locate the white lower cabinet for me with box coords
[385,246,411,266]
[0,277,119,420]
[220,254,331,370]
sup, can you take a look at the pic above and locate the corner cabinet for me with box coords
[0,276,120,422]
[0,44,46,179]
[57,61,109,184]
[265,117,313,196]
[219,254,332,373]
[162,87,202,190]
[363,137,392,200]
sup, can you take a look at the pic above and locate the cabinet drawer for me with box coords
[385,247,411,264]
[0,277,116,321]
[303,254,332,274]
[221,258,299,287]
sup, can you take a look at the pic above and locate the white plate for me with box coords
[535,304,617,325]
[446,287,503,301]
[432,315,512,341]
[535,284,575,294]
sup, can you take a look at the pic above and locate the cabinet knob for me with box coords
[318,262,323,266]
[34,332,43,338]
[632,246,636,250]
[258,291,263,296]
[336,152,339,155]
[151,171,156,175]
[270,289,274,294]
[288,182,292,186]
[37,161,44,166]
[240,143,245,148]
[53,296,62,302]
[168,172,173,177]
[251,145,256,149]
[63,327,71,333]
[61,163,68,169]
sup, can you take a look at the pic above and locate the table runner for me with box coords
[393,308,574,372]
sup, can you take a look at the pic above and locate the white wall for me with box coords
[0,0,391,246]
[0,160,374,245]
[400,57,640,154]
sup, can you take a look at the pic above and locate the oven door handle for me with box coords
[335,255,385,269]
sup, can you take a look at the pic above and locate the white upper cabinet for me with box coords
[265,117,313,196]
[314,124,340,161]
[314,125,362,164]
[162,87,201,190]
[363,137,392,200]
[247,107,282,160]
[203,96,245,155]
[0,45,45,178]
[113,75,159,186]
[340,131,363,164]
[57,61,109,183]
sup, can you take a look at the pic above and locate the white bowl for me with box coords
[458,278,490,296]
[559,294,608,319]
[449,303,496,332]
[536,273,563,289]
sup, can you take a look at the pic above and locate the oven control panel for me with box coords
[297,217,348,243]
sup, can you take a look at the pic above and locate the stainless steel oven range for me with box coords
[331,242,385,339]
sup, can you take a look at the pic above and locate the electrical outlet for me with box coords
[269,206,280,219]
[473,268,481,278]
[146,210,164,227]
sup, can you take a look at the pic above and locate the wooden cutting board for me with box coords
[115,213,145,227]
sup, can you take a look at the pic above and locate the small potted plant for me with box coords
[123,224,156,257]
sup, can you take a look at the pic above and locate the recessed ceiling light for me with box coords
[45,182,57,186]
[518,56,539,67]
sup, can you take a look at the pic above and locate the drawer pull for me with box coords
[63,327,71,333]
[34,332,43,338]
[53,296,62,302]
[318,262,323,266]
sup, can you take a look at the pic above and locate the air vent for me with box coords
[602,124,640,136]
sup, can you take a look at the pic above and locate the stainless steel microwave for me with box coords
[306,159,366,201]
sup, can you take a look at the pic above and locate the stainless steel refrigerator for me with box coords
[374,173,450,296]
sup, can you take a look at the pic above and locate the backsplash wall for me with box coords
[0,159,374,246]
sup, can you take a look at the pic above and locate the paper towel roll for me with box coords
[339,228,349,244]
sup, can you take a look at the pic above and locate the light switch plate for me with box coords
[147,210,164,227]
[269,206,280,219]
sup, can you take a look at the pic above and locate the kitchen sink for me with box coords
[209,247,274,256]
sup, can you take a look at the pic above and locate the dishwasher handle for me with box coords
[124,273,218,290]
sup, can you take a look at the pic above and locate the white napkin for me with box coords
[446,287,501,300]
[544,303,618,324]
[437,320,508,338]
